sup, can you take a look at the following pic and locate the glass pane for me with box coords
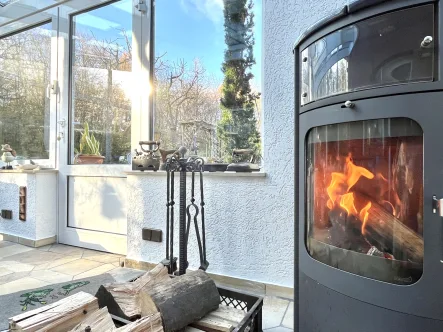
[71,0,132,165]
[301,5,434,105]
[0,22,52,161]
[154,0,262,163]
[306,118,423,285]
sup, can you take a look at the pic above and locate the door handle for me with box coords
[432,195,443,216]
[57,119,66,128]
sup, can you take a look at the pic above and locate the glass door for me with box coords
[0,4,59,168]
[306,118,424,285]
[57,0,147,254]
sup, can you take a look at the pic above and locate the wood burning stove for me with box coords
[294,1,443,331]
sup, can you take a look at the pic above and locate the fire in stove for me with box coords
[326,152,423,264]
[306,119,424,284]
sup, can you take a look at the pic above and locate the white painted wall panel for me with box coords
[68,176,127,235]
[36,173,57,239]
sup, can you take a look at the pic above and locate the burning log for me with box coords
[140,270,220,332]
[354,191,423,263]
[95,263,170,320]
[330,191,423,263]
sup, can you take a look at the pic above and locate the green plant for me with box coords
[75,122,101,156]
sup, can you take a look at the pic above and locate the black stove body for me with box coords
[294,1,443,331]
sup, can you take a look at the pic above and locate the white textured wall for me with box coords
[35,173,57,239]
[0,172,57,241]
[0,173,37,239]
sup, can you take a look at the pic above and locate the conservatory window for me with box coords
[0,22,52,161]
[153,0,262,162]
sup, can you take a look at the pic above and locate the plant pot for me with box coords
[75,154,105,164]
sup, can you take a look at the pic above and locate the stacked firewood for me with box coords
[9,264,246,332]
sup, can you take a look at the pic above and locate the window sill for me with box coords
[125,170,266,178]
[0,169,58,174]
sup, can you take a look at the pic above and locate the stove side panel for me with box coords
[300,271,443,332]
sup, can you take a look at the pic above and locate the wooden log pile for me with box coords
[9,264,247,332]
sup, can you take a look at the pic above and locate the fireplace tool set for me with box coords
[161,146,209,275]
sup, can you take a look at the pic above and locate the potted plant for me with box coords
[74,123,104,164]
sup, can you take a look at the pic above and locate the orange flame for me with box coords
[360,202,372,235]
[326,153,374,233]
[326,154,374,208]
[339,193,358,216]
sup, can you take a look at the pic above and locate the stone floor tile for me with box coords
[0,277,50,296]
[0,241,16,248]
[0,244,34,259]
[108,267,145,283]
[0,261,35,272]
[0,271,31,285]
[36,244,53,251]
[1,250,65,266]
[263,296,290,329]
[282,302,293,328]
[33,255,81,271]
[263,327,293,332]
[48,244,85,256]
[50,259,103,276]
[73,263,116,280]
[81,251,122,264]
[30,270,73,283]
[0,267,14,277]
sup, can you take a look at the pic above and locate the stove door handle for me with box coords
[432,195,443,216]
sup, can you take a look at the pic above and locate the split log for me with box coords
[140,270,220,332]
[186,327,206,332]
[330,191,423,263]
[191,305,247,332]
[9,291,98,332]
[117,313,163,332]
[69,307,115,332]
[70,307,163,332]
[96,263,169,320]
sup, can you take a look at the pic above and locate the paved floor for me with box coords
[0,241,293,330]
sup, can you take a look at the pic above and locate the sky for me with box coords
[73,0,262,92]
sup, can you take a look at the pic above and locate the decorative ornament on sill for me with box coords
[132,141,161,171]
[1,144,16,169]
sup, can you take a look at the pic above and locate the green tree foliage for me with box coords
[218,0,261,162]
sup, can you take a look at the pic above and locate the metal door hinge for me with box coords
[135,0,147,13]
